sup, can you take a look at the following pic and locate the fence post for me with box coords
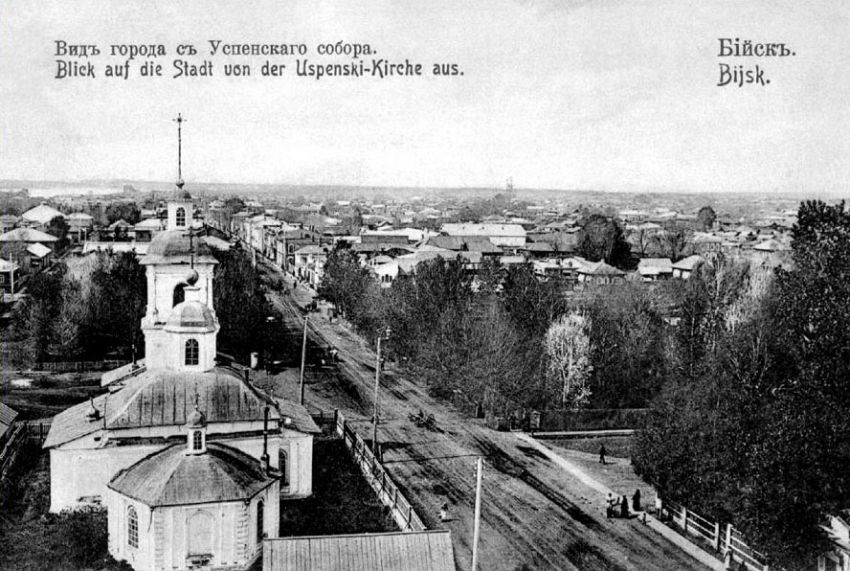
[713,521,721,551]
[725,523,732,554]
[681,506,688,533]
[407,506,413,531]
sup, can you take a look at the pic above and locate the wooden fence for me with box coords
[334,411,427,532]
[663,498,769,571]
[538,408,649,432]
[34,359,129,372]
[0,423,29,483]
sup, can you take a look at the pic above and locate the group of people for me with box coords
[605,489,642,519]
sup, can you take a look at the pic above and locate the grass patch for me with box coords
[279,437,397,536]
[0,446,129,571]
[547,436,633,459]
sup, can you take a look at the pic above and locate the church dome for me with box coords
[165,300,216,331]
[108,442,275,507]
[186,407,206,429]
[142,230,217,266]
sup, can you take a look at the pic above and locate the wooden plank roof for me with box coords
[263,530,455,571]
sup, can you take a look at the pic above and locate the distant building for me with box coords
[21,202,64,228]
[0,258,20,293]
[576,261,625,285]
[439,223,526,249]
[672,255,705,279]
[637,258,673,281]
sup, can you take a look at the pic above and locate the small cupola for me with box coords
[185,405,207,455]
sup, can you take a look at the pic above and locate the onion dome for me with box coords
[165,300,216,331]
[184,268,199,286]
[142,230,216,266]
[186,406,206,429]
[108,443,275,507]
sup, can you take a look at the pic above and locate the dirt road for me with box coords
[266,272,705,571]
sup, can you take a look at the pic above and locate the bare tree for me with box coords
[544,311,593,408]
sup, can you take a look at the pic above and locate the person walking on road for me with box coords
[599,444,607,465]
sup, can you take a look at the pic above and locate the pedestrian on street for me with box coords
[620,495,629,519]
[599,444,607,465]
[605,493,615,518]
[439,502,449,522]
[632,489,641,512]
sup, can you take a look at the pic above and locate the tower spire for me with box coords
[173,113,186,189]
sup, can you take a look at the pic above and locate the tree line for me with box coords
[11,246,271,366]
[633,200,850,569]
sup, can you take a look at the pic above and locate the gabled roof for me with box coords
[578,261,624,276]
[0,259,19,272]
[423,235,502,254]
[27,243,52,258]
[637,258,673,276]
[134,218,164,230]
[108,442,275,507]
[264,530,456,571]
[294,245,329,255]
[672,254,705,271]
[0,402,19,440]
[45,367,281,448]
[440,223,526,238]
[108,219,132,230]
[22,203,64,225]
[142,230,217,266]
[0,227,58,243]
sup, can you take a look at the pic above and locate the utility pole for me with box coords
[298,315,308,405]
[472,456,483,571]
[372,333,382,456]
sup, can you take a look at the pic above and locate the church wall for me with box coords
[279,433,313,498]
[50,442,164,512]
[106,490,153,570]
[145,263,215,324]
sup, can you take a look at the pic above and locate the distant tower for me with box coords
[506,177,515,203]
[167,113,193,231]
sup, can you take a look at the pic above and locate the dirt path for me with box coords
[266,275,706,571]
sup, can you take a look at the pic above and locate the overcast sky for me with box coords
[1,0,848,194]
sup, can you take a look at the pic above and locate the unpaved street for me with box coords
[266,272,705,571]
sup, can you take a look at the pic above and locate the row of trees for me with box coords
[318,244,677,413]
[12,252,146,362]
[12,246,272,366]
[633,200,850,569]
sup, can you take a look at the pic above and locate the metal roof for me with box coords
[263,531,456,571]
[108,442,274,507]
[0,402,19,439]
[141,230,217,265]
[0,227,58,243]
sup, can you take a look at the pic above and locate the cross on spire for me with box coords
[173,113,186,188]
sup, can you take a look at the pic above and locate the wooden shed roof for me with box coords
[263,530,455,571]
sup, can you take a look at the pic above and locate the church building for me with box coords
[44,117,319,571]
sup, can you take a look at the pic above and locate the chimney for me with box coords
[261,406,270,473]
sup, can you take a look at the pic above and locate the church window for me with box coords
[173,283,185,307]
[279,450,289,486]
[128,506,138,548]
[192,430,203,451]
[256,500,264,543]
[176,207,186,227]
[185,339,199,365]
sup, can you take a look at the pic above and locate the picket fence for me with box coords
[334,411,427,532]
[663,498,769,571]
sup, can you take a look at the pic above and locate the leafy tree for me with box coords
[651,222,693,261]
[105,202,141,225]
[213,247,272,362]
[16,264,66,361]
[82,252,146,359]
[46,215,70,251]
[544,312,592,408]
[696,205,717,232]
[576,214,632,269]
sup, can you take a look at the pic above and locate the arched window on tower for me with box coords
[127,505,139,548]
[185,339,199,366]
[279,449,289,486]
[256,500,265,543]
[176,207,186,228]
[173,283,186,307]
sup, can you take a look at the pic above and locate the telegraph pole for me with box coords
[298,315,308,405]
[372,333,382,456]
[472,456,483,571]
